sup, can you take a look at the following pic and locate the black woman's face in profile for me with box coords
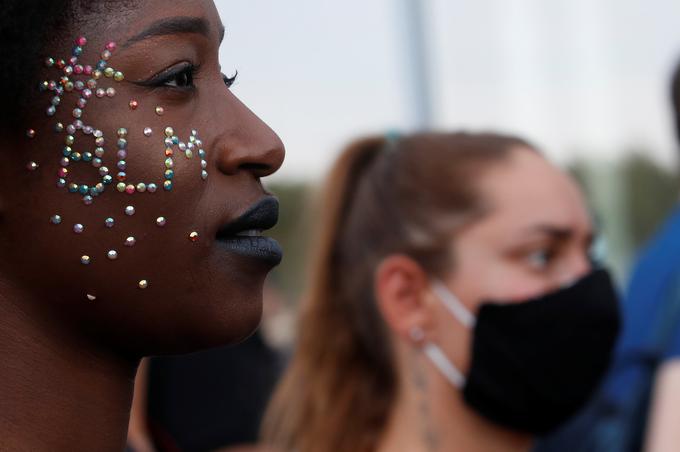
[0,0,285,354]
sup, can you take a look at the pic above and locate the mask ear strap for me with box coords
[431,279,476,328]
[423,342,466,388]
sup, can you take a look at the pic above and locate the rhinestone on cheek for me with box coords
[73,224,84,234]
[155,106,164,116]
[143,127,152,137]
[129,99,139,110]
[105,217,115,228]
[188,231,199,242]
[124,236,136,247]
[156,216,166,227]
[26,161,39,171]
[125,205,135,216]
[107,250,118,260]
[81,255,91,265]
[86,294,96,301]
[26,129,36,138]
[50,215,62,225]
[138,279,148,289]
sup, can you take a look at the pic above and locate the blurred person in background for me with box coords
[0,1,285,450]
[261,132,621,452]
[535,61,680,452]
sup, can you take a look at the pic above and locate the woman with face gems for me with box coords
[0,1,284,450]
[262,133,620,452]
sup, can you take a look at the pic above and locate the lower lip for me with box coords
[215,236,283,266]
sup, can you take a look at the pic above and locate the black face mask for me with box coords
[426,269,620,434]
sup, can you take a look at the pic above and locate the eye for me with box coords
[223,70,238,88]
[162,65,195,88]
[137,62,199,90]
[526,249,555,271]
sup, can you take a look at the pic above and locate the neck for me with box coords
[0,280,138,451]
[377,347,532,452]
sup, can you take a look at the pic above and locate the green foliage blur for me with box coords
[570,152,679,283]
[265,182,314,303]
[622,153,680,248]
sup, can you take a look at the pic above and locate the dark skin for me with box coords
[0,1,284,450]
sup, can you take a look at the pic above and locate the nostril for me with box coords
[214,127,285,177]
[240,162,275,178]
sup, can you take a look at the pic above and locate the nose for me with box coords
[214,96,285,178]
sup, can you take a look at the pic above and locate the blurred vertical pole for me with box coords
[398,0,433,130]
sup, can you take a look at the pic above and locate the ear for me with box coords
[374,254,432,345]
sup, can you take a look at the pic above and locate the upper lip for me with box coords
[216,197,279,239]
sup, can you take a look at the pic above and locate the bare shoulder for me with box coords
[645,358,680,452]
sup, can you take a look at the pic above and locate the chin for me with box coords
[152,287,265,355]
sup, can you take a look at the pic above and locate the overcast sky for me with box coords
[217,0,680,181]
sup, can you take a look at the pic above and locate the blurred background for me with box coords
[135,2,680,451]
[218,0,680,318]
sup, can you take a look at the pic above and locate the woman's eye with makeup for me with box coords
[162,65,195,88]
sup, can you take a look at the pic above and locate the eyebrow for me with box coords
[522,225,574,241]
[522,224,596,246]
[123,16,225,48]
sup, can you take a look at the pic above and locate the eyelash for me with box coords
[223,71,238,88]
[164,64,197,88]
[142,64,238,90]
[141,63,199,90]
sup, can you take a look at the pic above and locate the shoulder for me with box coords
[645,358,680,452]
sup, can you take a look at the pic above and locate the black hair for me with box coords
[0,0,136,134]
[672,60,680,143]
[0,1,70,133]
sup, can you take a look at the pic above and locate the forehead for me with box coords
[74,0,222,45]
[476,148,591,232]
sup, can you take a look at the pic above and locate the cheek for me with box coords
[18,36,212,297]
[451,250,551,306]
[0,37,256,352]
[476,264,553,303]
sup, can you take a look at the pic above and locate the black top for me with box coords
[147,332,285,452]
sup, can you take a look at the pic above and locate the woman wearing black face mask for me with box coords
[261,132,620,452]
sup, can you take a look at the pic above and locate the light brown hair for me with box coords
[262,132,536,452]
